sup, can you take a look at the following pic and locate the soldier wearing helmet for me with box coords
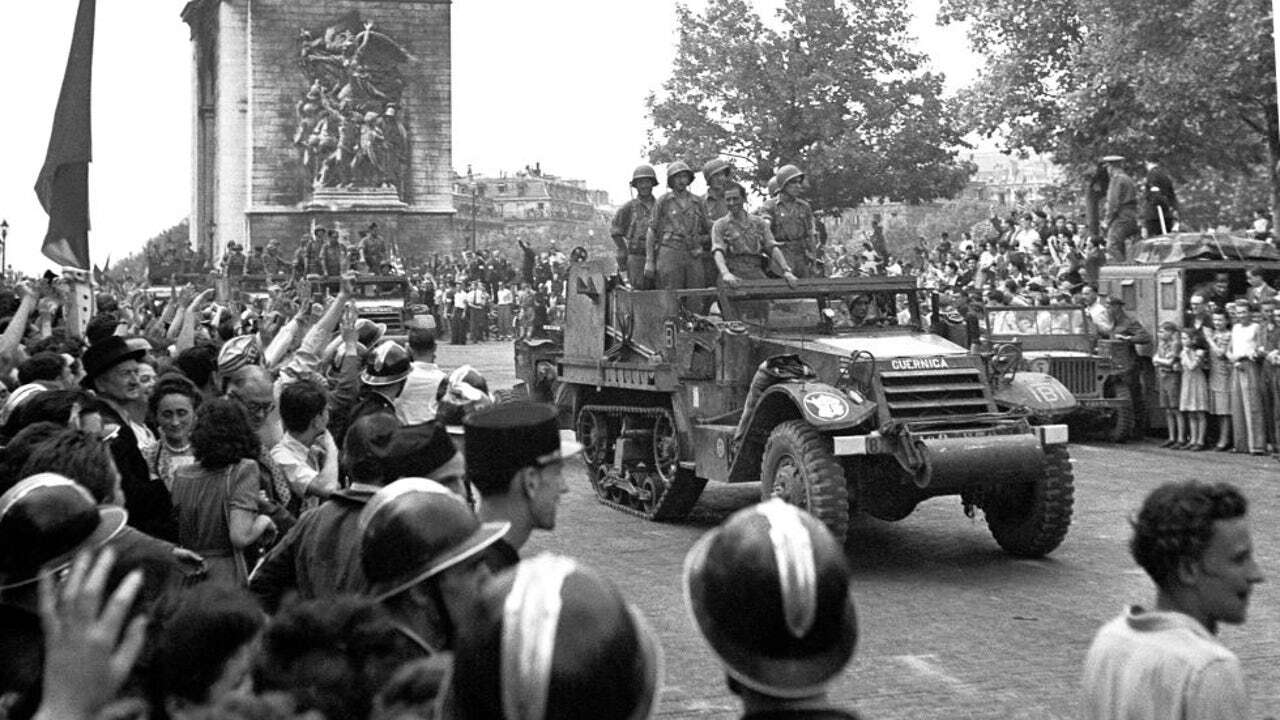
[702,157,734,286]
[713,181,797,290]
[644,161,712,291]
[610,164,659,284]
[346,340,412,432]
[765,164,820,278]
[684,499,860,717]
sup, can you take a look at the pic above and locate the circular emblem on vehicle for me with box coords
[803,391,850,421]
[715,438,726,458]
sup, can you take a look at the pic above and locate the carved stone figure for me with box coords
[296,16,410,193]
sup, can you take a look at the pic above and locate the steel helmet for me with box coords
[630,164,659,187]
[702,157,732,181]
[766,175,780,197]
[776,164,806,190]
[665,161,695,187]
[453,554,663,720]
[360,340,412,386]
[683,498,857,698]
[359,478,509,602]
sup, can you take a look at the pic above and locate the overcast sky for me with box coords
[0,0,977,273]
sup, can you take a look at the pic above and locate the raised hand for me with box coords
[34,548,148,720]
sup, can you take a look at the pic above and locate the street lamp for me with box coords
[0,219,8,281]
[468,170,478,253]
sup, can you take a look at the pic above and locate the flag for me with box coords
[34,0,96,270]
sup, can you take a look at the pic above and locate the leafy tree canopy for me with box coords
[940,0,1278,213]
[646,0,975,214]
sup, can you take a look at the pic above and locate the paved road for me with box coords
[444,338,1280,719]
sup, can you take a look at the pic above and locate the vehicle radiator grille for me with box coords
[879,368,992,419]
[1049,357,1098,397]
[360,310,405,334]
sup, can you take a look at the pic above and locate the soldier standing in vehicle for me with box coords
[610,165,659,285]
[644,162,710,291]
[765,164,819,277]
[712,182,797,288]
[702,158,733,284]
[1101,155,1140,263]
[1142,159,1179,236]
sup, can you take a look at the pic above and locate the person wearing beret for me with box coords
[463,402,583,572]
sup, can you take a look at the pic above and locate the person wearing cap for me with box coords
[764,164,819,278]
[83,336,178,543]
[270,378,340,517]
[463,402,583,571]
[1101,155,1139,262]
[451,554,663,720]
[713,182,798,291]
[263,239,285,275]
[253,413,399,610]
[1101,296,1152,347]
[360,478,510,659]
[644,161,711,291]
[684,499,860,718]
[611,164,659,284]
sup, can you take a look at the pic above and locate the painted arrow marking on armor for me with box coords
[891,654,977,696]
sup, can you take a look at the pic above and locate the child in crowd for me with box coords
[1177,327,1210,449]
[1152,321,1183,447]
[1207,309,1234,450]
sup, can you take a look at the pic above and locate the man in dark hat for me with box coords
[463,403,583,571]
[252,415,463,611]
[684,499,861,718]
[82,336,177,542]
[359,478,509,657]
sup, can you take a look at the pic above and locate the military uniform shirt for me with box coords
[766,196,817,244]
[649,190,710,251]
[713,214,779,258]
[611,196,656,255]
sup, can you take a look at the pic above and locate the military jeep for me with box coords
[982,305,1135,442]
[553,259,1079,558]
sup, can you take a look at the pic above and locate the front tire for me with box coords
[760,420,849,542]
[1104,383,1135,443]
[983,445,1074,558]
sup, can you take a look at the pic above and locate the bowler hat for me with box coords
[0,474,128,591]
[464,402,583,494]
[80,336,146,389]
[453,554,663,720]
[359,478,509,602]
[684,499,857,698]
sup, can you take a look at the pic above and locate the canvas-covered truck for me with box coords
[1098,232,1280,430]
[555,259,1078,557]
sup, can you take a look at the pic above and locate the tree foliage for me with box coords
[941,0,1279,213]
[646,0,975,214]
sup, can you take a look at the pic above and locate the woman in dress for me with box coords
[146,373,201,491]
[170,398,277,586]
[1178,327,1210,450]
[1206,309,1234,450]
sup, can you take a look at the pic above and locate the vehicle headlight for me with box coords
[846,389,865,404]
[1029,358,1051,374]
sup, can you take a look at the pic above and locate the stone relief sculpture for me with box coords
[296,17,409,193]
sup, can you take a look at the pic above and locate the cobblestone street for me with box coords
[449,338,1280,719]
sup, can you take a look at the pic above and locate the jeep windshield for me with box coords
[732,290,922,332]
[985,307,1087,336]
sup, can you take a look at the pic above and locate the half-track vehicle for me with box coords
[982,305,1134,441]
[555,259,1078,557]
[1098,232,1280,430]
